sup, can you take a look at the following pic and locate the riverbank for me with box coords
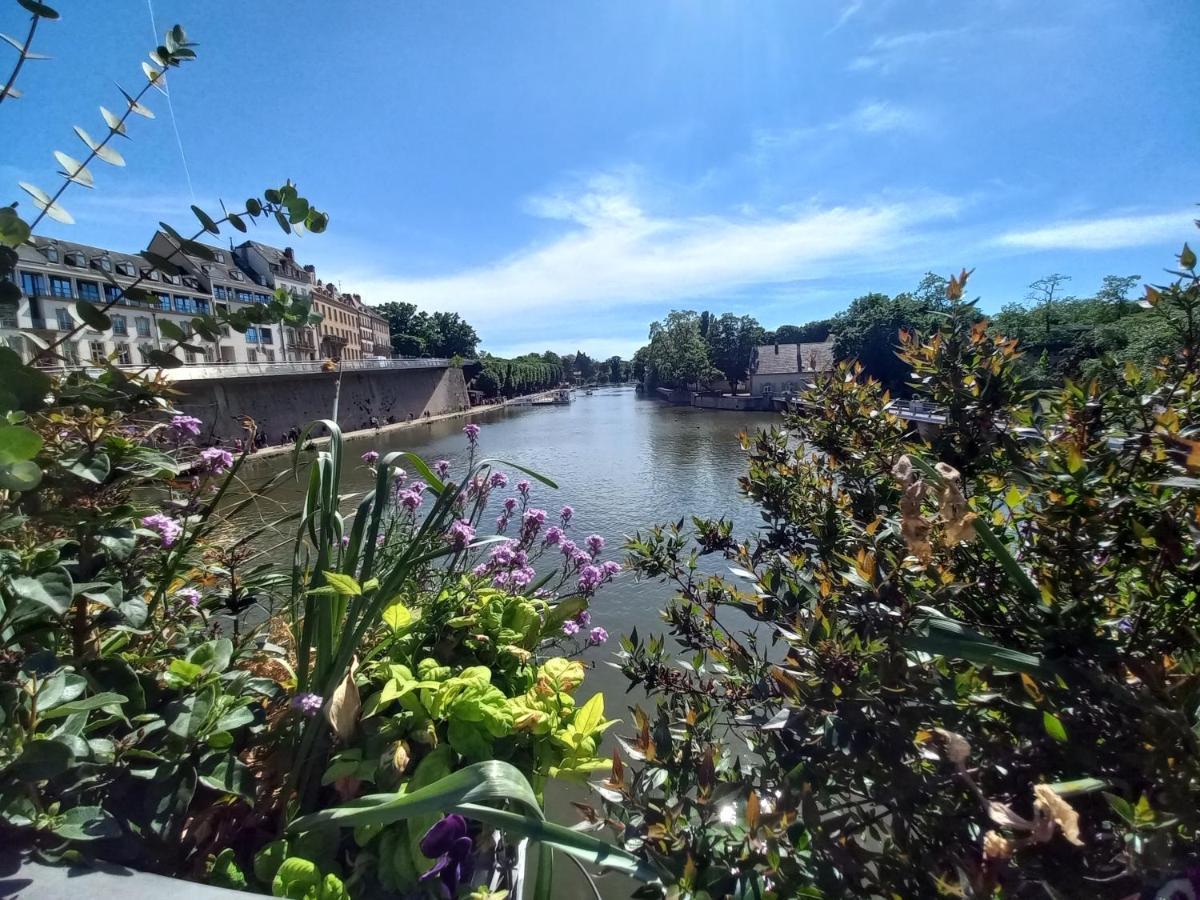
[239,401,505,472]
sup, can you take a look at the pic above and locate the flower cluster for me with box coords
[290,693,324,717]
[434,459,451,478]
[445,518,476,550]
[142,513,183,548]
[361,450,379,464]
[176,587,201,608]
[463,423,480,445]
[199,446,233,474]
[168,414,202,439]
[396,479,427,512]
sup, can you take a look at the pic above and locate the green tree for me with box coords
[830,289,948,394]
[376,301,436,357]
[767,320,834,344]
[606,354,624,383]
[706,313,764,393]
[644,310,716,389]
[428,311,479,358]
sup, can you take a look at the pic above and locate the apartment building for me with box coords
[3,233,394,368]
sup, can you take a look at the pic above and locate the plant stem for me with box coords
[0,14,39,110]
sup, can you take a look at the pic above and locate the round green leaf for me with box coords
[0,424,42,463]
[0,460,42,491]
[0,207,32,248]
[75,300,111,331]
[9,567,73,614]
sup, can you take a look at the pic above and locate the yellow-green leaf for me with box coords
[321,571,362,596]
[1043,711,1068,742]
[382,601,413,633]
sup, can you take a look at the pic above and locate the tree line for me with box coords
[631,266,1170,396]
[375,301,481,359]
[469,350,633,400]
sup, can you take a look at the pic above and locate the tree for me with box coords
[377,301,436,357]
[1026,273,1072,340]
[428,311,479,358]
[768,320,834,344]
[573,351,595,382]
[631,345,649,386]
[644,310,716,389]
[607,355,624,383]
[830,290,949,395]
[705,313,764,393]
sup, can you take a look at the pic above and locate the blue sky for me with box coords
[5,1,1196,358]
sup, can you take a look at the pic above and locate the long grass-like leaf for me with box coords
[903,614,1054,677]
[477,457,559,490]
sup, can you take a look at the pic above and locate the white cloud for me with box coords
[753,100,923,150]
[326,179,961,337]
[995,210,1194,251]
[848,28,968,73]
[826,0,865,35]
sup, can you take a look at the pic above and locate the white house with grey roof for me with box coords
[748,340,836,398]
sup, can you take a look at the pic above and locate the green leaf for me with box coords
[157,318,187,342]
[208,848,247,890]
[903,614,1054,678]
[227,212,247,232]
[75,300,111,331]
[9,568,72,614]
[191,205,219,235]
[188,638,233,675]
[19,181,73,224]
[165,692,212,739]
[199,752,254,798]
[245,198,262,216]
[6,737,73,780]
[0,207,32,247]
[53,151,93,188]
[51,805,121,841]
[146,349,182,369]
[321,571,362,596]
[40,692,128,719]
[0,460,43,491]
[1180,242,1197,270]
[62,451,111,484]
[1043,711,1068,742]
[274,209,292,234]
[381,600,413,632]
[1103,792,1135,825]
[0,424,42,463]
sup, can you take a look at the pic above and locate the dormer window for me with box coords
[65,251,86,267]
[231,270,244,281]
[43,245,60,263]
[214,251,225,263]
[116,261,136,277]
[94,256,113,273]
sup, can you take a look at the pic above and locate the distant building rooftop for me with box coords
[750,340,835,376]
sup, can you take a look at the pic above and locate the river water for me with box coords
[241,386,779,893]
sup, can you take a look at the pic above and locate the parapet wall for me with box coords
[173,365,469,443]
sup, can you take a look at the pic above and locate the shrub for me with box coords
[615,239,1200,897]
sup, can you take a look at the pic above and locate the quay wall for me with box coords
[173,365,469,443]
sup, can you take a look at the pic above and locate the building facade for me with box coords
[3,233,393,368]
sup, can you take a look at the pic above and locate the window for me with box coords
[254,293,269,305]
[235,289,253,303]
[89,340,106,363]
[116,261,136,276]
[50,276,73,298]
[66,251,86,267]
[77,280,100,301]
[0,302,18,329]
[138,343,154,364]
[214,251,225,263]
[97,256,113,273]
[231,269,244,281]
[43,245,59,263]
[63,341,80,365]
[173,295,192,313]
[55,307,73,330]
[245,327,259,343]
[247,348,257,363]
[115,343,131,365]
[135,317,151,337]
[157,293,171,311]
[213,285,229,301]
[262,349,276,362]
[104,284,124,304]
[111,315,127,335]
[20,272,44,296]
[261,327,273,345]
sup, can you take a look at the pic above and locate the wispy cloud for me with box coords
[994,209,1194,251]
[826,0,865,35]
[327,176,961,343]
[753,99,923,152]
[848,28,967,73]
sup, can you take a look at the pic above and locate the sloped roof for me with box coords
[751,340,836,377]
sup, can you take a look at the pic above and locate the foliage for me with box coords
[639,310,720,391]
[470,353,562,399]
[705,313,765,393]
[766,320,835,345]
[376,301,480,359]
[613,238,1200,898]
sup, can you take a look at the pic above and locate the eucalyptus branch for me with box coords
[0,11,40,109]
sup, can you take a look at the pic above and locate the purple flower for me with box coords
[588,626,609,645]
[575,609,591,626]
[472,562,490,578]
[578,564,603,594]
[602,560,622,577]
[496,513,510,532]
[169,414,202,438]
[510,566,535,588]
[543,526,564,546]
[410,480,428,496]
[571,548,592,567]
[200,446,234,474]
[400,489,423,511]
[141,513,183,548]
[463,423,481,445]
[376,534,386,548]
[490,470,509,488]
[503,497,518,513]
[492,571,511,588]
[446,518,476,550]
[434,459,451,478]
[562,619,580,636]
[513,548,529,567]
[340,534,351,548]
[177,588,201,608]
[290,693,324,717]
[560,505,574,526]
[516,479,531,497]
[361,450,380,464]
[586,534,605,556]
[489,543,516,567]
[560,539,579,558]
[420,815,475,898]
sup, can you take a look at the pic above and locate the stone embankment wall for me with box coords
[173,365,469,443]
